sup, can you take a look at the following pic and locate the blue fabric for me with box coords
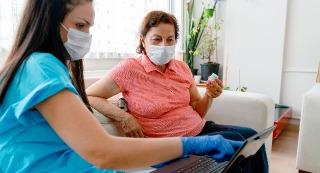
[0,52,118,173]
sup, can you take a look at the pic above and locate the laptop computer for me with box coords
[151,125,275,173]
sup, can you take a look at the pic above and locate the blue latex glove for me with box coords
[181,135,243,162]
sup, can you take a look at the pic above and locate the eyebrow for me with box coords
[76,17,93,26]
[152,34,175,38]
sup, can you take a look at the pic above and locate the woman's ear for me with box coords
[317,62,320,83]
[60,25,68,43]
[140,36,145,48]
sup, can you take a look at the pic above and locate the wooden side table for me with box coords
[273,105,292,140]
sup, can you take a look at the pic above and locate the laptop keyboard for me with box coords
[173,156,229,173]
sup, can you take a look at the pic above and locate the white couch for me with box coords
[92,87,275,161]
[296,84,320,173]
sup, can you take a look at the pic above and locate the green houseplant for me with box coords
[185,0,218,75]
[198,20,222,80]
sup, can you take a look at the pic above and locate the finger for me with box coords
[211,152,226,160]
[125,132,133,137]
[216,79,223,86]
[211,80,218,86]
[133,131,141,138]
[216,87,223,94]
[227,139,244,149]
[211,92,219,98]
[209,85,220,94]
[206,80,216,86]
[212,90,222,97]
[129,131,137,137]
[207,80,218,88]
[206,81,218,90]
[137,129,144,137]
[222,142,236,155]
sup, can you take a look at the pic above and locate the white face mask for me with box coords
[146,45,176,65]
[61,24,92,61]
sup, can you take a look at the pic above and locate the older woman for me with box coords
[86,11,268,172]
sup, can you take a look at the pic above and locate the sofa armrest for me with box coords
[197,88,275,132]
[197,87,275,161]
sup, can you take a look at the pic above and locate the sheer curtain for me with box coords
[0,0,180,62]
[88,0,170,59]
[0,0,24,63]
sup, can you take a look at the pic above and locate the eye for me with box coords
[152,38,162,41]
[75,23,85,30]
[167,38,174,42]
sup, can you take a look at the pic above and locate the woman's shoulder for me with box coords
[171,59,191,72]
[26,52,66,69]
[24,52,69,77]
[113,56,143,70]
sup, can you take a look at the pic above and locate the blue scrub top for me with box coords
[0,52,118,173]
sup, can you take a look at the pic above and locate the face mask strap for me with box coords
[61,23,69,32]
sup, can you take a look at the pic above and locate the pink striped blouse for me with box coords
[110,55,205,137]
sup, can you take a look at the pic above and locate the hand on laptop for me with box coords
[151,135,243,169]
[181,135,244,162]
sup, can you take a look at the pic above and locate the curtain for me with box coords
[0,0,172,60]
[0,0,24,60]
[88,0,170,59]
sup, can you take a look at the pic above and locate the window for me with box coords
[0,0,183,62]
[89,0,168,59]
[0,0,25,64]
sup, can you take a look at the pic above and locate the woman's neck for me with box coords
[156,64,166,73]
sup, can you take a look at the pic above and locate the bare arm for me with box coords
[86,76,127,122]
[189,83,213,118]
[189,79,223,118]
[36,90,181,169]
[86,76,144,137]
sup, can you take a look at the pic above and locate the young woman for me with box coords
[86,11,269,173]
[0,0,241,172]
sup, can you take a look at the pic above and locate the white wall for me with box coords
[280,0,320,118]
[223,0,288,103]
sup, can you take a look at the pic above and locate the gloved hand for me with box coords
[181,135,243,162]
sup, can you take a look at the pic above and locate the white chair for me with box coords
[296,83,320,173]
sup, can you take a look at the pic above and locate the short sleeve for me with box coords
[109,59,136,92]
[11,53,78,125]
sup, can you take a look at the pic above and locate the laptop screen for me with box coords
[224,125,275,172]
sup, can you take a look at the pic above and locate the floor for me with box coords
[270,123,300,173]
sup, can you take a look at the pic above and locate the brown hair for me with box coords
[136,10,179,54]
[317,62,320,83]
[0,0,93,112]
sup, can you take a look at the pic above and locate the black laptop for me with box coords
[152,125,275,173]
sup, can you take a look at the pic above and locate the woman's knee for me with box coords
[205,131,245,141]
[241,127,257,138]
[230,126,257,139]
